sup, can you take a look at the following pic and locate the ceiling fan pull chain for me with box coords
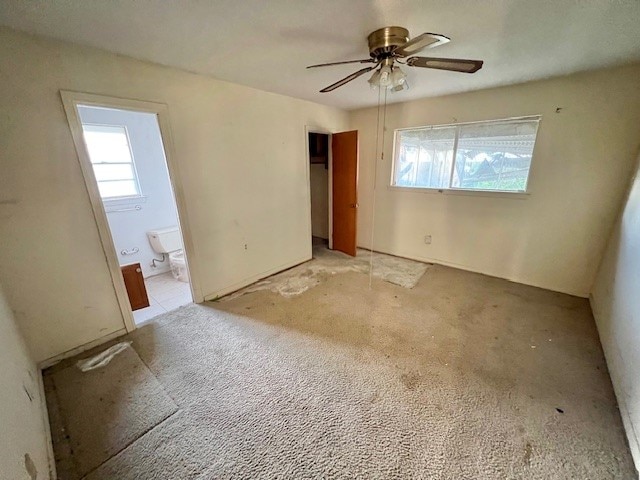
[369,86,388,289]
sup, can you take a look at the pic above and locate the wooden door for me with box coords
[121,263,150,311]
[332,130,358,256]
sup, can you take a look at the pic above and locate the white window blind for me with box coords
[392,117,540,193]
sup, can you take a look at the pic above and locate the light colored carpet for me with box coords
[45,260,636,479]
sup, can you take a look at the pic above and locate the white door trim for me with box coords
[305,126,334,250]
[60,91,203,333]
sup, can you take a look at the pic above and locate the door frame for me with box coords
[304,126,333,250]
[60,90,203,333]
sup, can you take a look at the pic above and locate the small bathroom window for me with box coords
[82,124,142,199]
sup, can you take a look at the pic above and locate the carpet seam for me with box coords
[78,347,181,479]
[131,345,182,407]
[79,408,181,480]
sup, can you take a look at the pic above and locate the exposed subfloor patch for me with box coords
[44,346,178,479]
[44,263,636,479]
[224,245,429,300]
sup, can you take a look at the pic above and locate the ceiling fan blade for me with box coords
[394,33,450,57]
[319,66,377,93]
[307,59,375,69]
[406,56,483,73]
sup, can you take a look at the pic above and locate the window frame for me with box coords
[390,115,541,196]
[81,123,143,202]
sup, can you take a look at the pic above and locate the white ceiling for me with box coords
[1,0,639,110]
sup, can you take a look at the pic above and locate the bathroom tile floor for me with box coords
[133,272,192,325]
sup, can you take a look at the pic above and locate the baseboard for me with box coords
[144,267,172,279]
[37,328,127,370]
[358,245,589,298]
[37,370,57,480]
[203,256,311,301]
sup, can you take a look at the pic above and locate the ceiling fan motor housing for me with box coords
[367,26,409,58]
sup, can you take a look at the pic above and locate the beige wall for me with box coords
[591,152,640,466]
[349,64,640,297]
[0,28,348,363]
[0,282,51,479]
[310,164,329,239]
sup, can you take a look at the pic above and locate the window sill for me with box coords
[387,185,530,200]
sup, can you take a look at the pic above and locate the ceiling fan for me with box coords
[307,26,483,93]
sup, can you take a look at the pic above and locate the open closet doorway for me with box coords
[307,128,359,256]
[308,131,330,249]
[62,92,198,329]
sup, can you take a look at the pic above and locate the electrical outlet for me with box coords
[424,235,432,245]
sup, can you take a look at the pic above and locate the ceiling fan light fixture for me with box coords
[369,65,408,91]
[368,69,382,89]
[392,80,409,92]
[390,67,407,88]
[378,65,392,87]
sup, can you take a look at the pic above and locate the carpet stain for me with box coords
[523,442,533,466]
[24,453,37,480]
[400,372,421,391]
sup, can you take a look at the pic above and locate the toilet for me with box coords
[168,250,189,283]
[147,226,189,282]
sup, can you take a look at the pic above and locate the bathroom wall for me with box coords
[0,27,348,363]
[77,106,180,278]
[0,281,52,479]
[591,151,640,466]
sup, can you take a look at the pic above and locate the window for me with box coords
[392,116,540,193]
[82,124,141,199]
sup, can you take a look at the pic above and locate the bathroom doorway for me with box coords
[62,92,199,329]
